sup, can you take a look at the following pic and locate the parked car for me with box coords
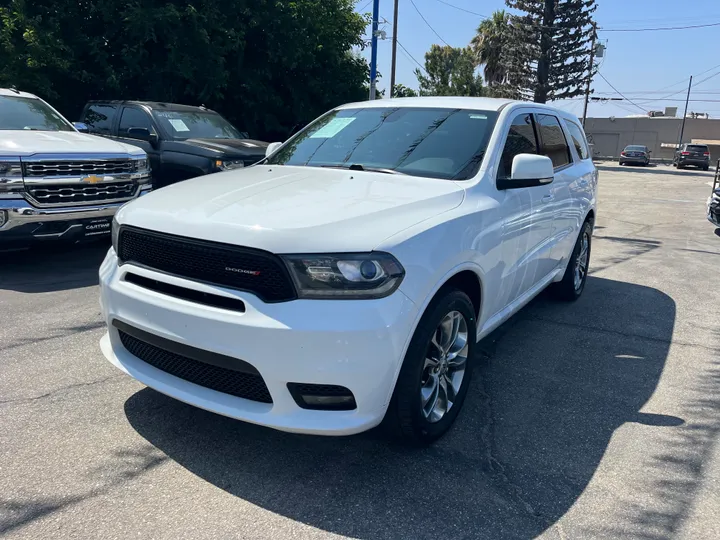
[99,97,597,443]
[619,145,650,166]
[0,88,151,251]
[674,143,710,170]
[79,101,269,188]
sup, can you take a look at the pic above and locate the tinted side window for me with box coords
[498,113,539,179]
[83,105,116,134]
[119,107,155,135]
[566,120,590,160]
[537,114,571,168]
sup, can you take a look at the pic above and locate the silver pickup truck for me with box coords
[0,88,151,251]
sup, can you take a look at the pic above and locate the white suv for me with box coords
[99,97,597,443]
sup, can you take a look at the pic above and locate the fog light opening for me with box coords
[287,383,357,411]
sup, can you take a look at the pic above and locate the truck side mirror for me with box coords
[73,122,89,133]
[127,127,159,147]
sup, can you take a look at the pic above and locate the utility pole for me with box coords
[369,0,380,100]
[389,0,399,98]
[677,76,693,148]
[582,22,597,128]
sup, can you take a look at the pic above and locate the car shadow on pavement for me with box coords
[596,163,714,178]
[124,276,676,539]
[0,241,108,293]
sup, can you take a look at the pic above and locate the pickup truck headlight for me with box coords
[214,159,245,171]
[0,158,23,196]
[282,253,405,299]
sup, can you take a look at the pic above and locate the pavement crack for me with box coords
[0,375,124,407]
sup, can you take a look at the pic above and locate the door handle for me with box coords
[541,194,554,203]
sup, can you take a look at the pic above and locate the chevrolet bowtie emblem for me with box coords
[82,175,103,184]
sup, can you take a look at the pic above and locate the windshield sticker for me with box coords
[168,118,190,132]
[469,114,488,120]
[155,112,180,118]
[310,117,356,138]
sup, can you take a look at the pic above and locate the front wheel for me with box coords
[551,220,592,301]
[386,288,476,444]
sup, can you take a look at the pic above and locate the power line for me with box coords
[357,0,372,12]
[635,69,720,103]
[431,0,487,18]
[600,21,720,32]
[397,39,427,74]
[408,0,451,46]
[596,72,648,112]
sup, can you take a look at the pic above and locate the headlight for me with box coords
[214,159,245,171]
[282,253,405,299]
[0,158,23,196]
[131,155,149,173]
[111,217,120,253]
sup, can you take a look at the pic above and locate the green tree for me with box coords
[392,84,418,98]
[0,0,369,140]
[470,10,510,95]
[414,45,483,97]
[504,0,597,103]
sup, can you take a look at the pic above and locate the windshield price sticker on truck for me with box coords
[168,118,190,132]
[310,117,355,139]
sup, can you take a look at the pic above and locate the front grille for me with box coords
[117,324,273,403]
[27,182,136,206]
[118,226,297,303]
[23,159,136,177]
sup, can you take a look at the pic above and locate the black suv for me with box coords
[674,143,710,170]
[78,101,269,188]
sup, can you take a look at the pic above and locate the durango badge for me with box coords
[225,267,261,276]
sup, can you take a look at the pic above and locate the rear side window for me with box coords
[498,113,539,179]
[119,107,156,135]
[83,104,116,134]
[537,114,571,168]
[566,121,590,160]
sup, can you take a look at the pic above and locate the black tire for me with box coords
[677,163,684,170]
[704,166,710,171]
[551,220,592,301]
[619,162,624,166]
[385,288,476,444]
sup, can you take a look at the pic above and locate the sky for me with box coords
[355,0,720,119]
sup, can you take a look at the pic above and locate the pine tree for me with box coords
[504,0,596,103]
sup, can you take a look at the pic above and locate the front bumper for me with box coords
[99,250,420,435]
[707,193,720,226]
[0,190,150,247]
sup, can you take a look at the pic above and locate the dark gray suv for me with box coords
[674,143,710,170]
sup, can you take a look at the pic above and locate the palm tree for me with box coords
[470,10,510,90]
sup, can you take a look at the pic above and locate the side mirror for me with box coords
[73,122,89,133]
[265,142,283,157]
[497,154,554,190]
[127,127,158,146]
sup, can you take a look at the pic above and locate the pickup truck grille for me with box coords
[117,226,298,303]
[23,159,136,177]
[27,182,137,206]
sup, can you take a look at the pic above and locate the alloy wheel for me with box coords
[420,311,469,423]
[574,230,590,291]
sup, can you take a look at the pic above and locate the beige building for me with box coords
[584,116,720,161]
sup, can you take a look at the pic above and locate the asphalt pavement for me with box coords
[1,163,719,539]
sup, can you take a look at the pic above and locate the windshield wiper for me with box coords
[317,164,405,175]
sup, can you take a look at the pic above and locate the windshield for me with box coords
[625,146,646,151]
[0,95,74,131]
[266,107,500,180]
[152,110,247,140]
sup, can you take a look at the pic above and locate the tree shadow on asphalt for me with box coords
[123,276,679,539]
[0,241,108,293]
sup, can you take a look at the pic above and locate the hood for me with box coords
[117,165,465,253]
[0,130,144,157]
[173,138,269,158]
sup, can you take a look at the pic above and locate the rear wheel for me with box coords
[386,288,476,444]
[677,163,684,170]
[704,165,710,171]
[551,220,592,301]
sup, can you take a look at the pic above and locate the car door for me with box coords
[495,111,552,308]
[526,113,568,282]
[114,106,162,175]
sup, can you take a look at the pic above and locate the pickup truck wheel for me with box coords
[387,289,476,444]
[551,220,592,301]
